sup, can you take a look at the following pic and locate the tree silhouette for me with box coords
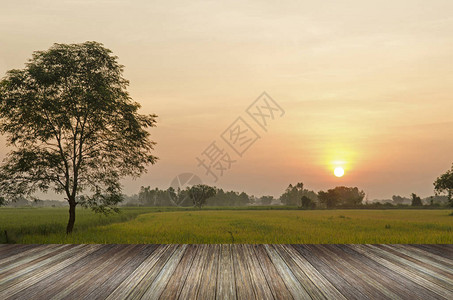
[189,184,216,209]
[318,186,365,208]
[434,164,453,207]
[260,195,274,205]
[0,42,157,233]
[411,193,422,206]
[280,182,317,206]
[300,195,315,209]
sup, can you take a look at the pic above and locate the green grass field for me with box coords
[0,207,452,244]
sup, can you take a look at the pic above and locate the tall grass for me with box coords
[1,208,450,244]
[0,207,160,243]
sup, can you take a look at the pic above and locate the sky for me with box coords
[0,0,452,200]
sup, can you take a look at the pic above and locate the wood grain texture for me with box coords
[0,244,451,300]
[158,244,199,299]
[197,244,219,300]
[232,244,257,300]
[264,244,312,300]
[216,244,236,300]
[178,244,210,300]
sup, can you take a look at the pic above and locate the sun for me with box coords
[334,167,345,177]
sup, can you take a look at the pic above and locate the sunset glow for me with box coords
[334,167,345,178]
[0,0,452,200]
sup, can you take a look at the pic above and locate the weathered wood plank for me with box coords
[232,244,257,300]
[216,244,236,300]
[403,245,453,268]
[253,244,293,300]
[0,245,41,261]
[242,244,274,300]
[411,245,453,260]
[333,244,440,300]
[106,244,171,300]
[1,245,100,300]
[0,247,101,291]
[158,244,199,300]
[0,244,65,274]
[307,244,393,299]
[293,244,368,299]
[378,244,453,276]
[47,245,140,300]
[15,244,118,299]
[0,244,451,299]
[87,245,162,300]
[62,245,148,299]
[283,245,346,300]
[264,244,311,300]
[273,244,326,300]
[369,245,453,291]
[178,244,209,299]
[0,245,83,287]
[197,244,220,299]
[351,245,452,299]
[140,244,187,299]
[125,245,178,300]
[314,245,403,300]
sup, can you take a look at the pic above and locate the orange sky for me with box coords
[1,0,452,199]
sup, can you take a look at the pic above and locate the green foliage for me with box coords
[300,195,315,209]
[280,182,318,206]
[0,42,157,233]
[136,186,251,207]
[259,195,274,205]
[411,193,423,206]
[207,190,251,206]
[189,184,216,208]
[138,186,183,206]
[318,186,365,208]
[392,195,410,205]
[0,207,157,243]
[434,164,453,207]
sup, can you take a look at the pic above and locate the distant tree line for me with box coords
[133,186,253,207]
[4,164,453,210]
[121,179,452,209]
[0,196,68,207]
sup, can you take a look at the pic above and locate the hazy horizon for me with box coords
[1,0,452,200]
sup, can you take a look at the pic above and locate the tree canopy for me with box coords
[300,195,316,209]
[0,41,157,233]
[318,186,365,208]
[411,193,423,206]
[189,184,216,209]
[434,164,453,207]
[280,182,318,206]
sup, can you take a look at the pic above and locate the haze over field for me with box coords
[1,0,452,199]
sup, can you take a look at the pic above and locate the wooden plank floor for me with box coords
[0,244,452,299]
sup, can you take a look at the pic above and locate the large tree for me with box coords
[280,182,318,206]
[318,186,365,208]
[410,193,423,206]
[189,184,216,209]
[434,164,453,207]
[0,42,157,233]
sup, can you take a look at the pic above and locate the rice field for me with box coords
[1,207,451,244]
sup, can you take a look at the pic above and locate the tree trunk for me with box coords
[66,200,76,234]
